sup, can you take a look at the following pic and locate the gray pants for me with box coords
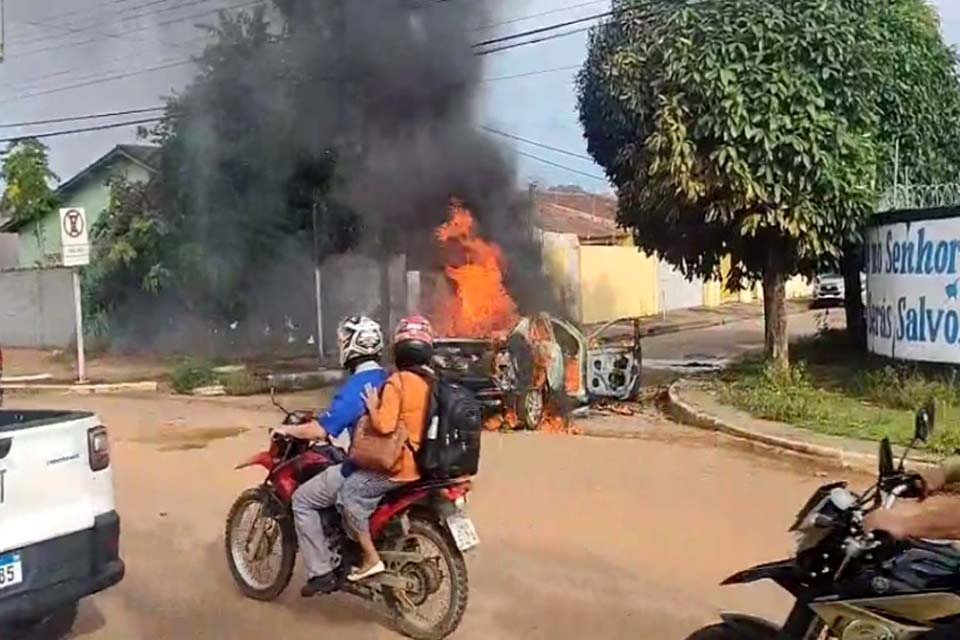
[292,464,346,578]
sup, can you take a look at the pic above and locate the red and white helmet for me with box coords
[337,315,384,368]
[394,315,435,346]
[393,315,435,368]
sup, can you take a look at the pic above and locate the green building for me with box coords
[0,144,158,267]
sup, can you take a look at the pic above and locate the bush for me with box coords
[171,359,217,394]
[218,371,268,396]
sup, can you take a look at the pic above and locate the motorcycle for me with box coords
[224,394,478,640]
[689,401,960,640]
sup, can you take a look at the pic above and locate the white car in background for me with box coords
[0,410,124,639]
[811,272,846,308]
[811,272,867,308]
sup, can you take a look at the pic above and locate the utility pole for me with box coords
[311,195,325,360]
[1,0,5,63]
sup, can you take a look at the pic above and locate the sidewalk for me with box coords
[666,380,938,474]
[2,348,170,384]
[589,299,811,340]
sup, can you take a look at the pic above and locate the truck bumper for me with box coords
[0,511,124,623]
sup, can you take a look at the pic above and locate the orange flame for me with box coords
[433,201,519,337]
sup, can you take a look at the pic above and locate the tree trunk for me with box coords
[841,246,866,350]
[762,249,789,372]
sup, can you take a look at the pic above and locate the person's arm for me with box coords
[364,378,402,435]
[277,421,327,441]
[919,457,960,493]
[864,495,960,540]
[316,385,364,439]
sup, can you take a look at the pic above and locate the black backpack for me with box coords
[415,375,483,480]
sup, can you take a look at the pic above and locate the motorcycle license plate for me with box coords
[447,514,479,551]
[0,553,23,590]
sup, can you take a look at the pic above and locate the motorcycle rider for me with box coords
[865,458,960,639]
[864,457,960,540]
[274,315,388,597]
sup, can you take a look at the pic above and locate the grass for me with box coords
[170,359,270,395]
[717,330,960,456]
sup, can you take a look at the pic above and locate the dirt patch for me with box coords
[133,426,250,451]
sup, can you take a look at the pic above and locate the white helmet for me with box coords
[336,315,384,368]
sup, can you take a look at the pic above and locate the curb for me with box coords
[266,369,345,391]
[1,381,160,394]
[664,379,936,475]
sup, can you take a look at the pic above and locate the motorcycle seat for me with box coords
[380,477,469,505]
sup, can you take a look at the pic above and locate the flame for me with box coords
[433,202,519,337]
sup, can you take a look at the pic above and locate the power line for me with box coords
[472,10,611,48]
[0,117,165,144]
[514,150,608,182]
[8,0,218,47]
[0,107,166,130]
[482,126,594,161]
[476,26,593,55]
[12,0,263,58]
[0,59,195,105]
[478,64,581,83]
[471,0,608,32]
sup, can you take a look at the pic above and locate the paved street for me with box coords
[644,308,844,369]
[7,390,867,639]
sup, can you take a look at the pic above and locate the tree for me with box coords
[837,0,960,347]
[1,138,59,261]
[89,6,357,339]
[579,0,883,371]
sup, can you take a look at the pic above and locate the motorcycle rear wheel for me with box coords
[383,516,469,640]
[224,488,297,601]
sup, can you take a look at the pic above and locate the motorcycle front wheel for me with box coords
[382,515,469,640]
[224,488,297,601]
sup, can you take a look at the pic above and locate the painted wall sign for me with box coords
[866,212,960,363]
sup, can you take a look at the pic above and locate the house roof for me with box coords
[0,144,160,233]
[534,200,623,238]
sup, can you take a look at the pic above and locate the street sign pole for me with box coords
[60,208,90,383]
[72,270,85,383]
[312,198,324,360]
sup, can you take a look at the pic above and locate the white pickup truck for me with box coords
[0,410,124,638]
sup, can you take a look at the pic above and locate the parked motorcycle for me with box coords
[224,395,478,640]
[689,402,960,639]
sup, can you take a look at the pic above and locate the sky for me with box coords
[0,0,958,195]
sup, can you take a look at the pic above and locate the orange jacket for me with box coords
[368,370,430,482]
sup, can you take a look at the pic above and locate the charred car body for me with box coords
[433,314,642,429]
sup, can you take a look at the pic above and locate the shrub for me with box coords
[171,359,217,394]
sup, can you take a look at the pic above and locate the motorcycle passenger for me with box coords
[275,315,388,597]
[340,315,435,582]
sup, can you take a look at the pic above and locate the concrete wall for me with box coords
[0,234,18,269]
[0,268,76,348]
[320,253,407,352]
[658,262,703,312]
[578,245,659,323]
[18,157,152,267]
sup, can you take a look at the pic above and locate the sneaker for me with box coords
[301,572,338,597]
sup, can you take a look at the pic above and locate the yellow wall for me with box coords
[578,245,658,324]
[540,232,581,319]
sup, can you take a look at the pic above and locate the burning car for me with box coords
[433,314,642,430]
[424,201,642,430]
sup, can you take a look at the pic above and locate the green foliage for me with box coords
[1,139,59,258]
[719,331,960,455]
[170,359,217,394]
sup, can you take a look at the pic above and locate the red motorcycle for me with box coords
[223,395,477,640]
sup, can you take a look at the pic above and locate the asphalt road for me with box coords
[643,308,845,372]
[5,391,869,639]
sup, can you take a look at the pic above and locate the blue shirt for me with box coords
[317,365,388,439]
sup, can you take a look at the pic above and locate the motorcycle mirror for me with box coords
[915,401,936,443]
[879,437,895,477]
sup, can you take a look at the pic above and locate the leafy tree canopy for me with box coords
[578,0,960,365]
[1,138,59,228]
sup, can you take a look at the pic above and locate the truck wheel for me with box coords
[1,602,78,640]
